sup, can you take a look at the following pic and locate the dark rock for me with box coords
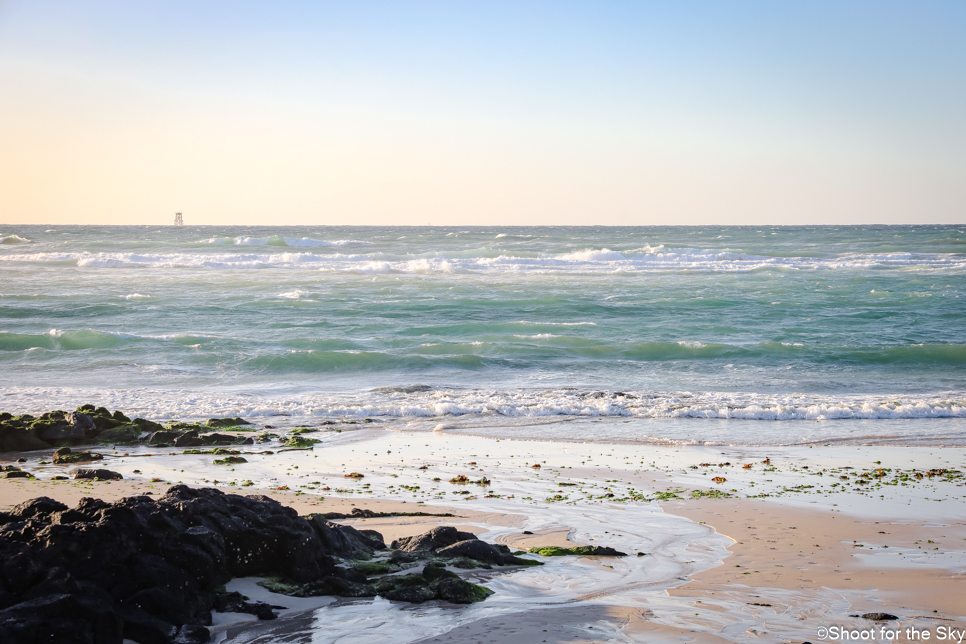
[0,592,123,644]
[382,583,435,603]
[38,423,86,444]
[527,545,627,557]
[200,433,239,446]
[420,564,492,603]
[212,591,282,620]
[391,526,477,553]
[4,470,33,479]
[351,508,378,518]
[115,602,178,644]
[96,424,142,445]
[9,497,68,520]
[66,412,98,437]
[309,517,385,559]
[53,447,104,464]
[435,539,507,566]
[387,550,422,565]
[145,431,183,446]
[862,613,899,621]
[260,576,375,598]
[174,623,210,643]
[92,415,123,432]
[448,556,491,569]
[212,456,247,465]
[206,418,251,428]
[358,529,386,549]
[0,486,345,643]
[0,425,50,452]
[133,418,164,433]
[174,431,204,447]
[73,469,124,480]
[433,576,491,603]
[0,485,510,642]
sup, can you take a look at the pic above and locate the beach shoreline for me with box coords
[3,417,964,643]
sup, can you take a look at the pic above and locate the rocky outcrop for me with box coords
[205,417,251,428]
[310,516,385,560]
[73,469,123,480]
[527,545,628,557]
[0,487,347,644]
[386,526,542,569]
[0,407,163,452]
[0,407,260,452]
[0,488,527,644]
[390,526,478,553]
[373,563,491,603]
[52,447,103,464]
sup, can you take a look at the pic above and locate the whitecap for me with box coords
[558,248,626,262]
[676,341,706,349]
[277,289,314,300]
[284,238,371,247]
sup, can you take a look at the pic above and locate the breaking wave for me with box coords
[2,246,964,274]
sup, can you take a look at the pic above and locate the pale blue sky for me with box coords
[1,1,963,225]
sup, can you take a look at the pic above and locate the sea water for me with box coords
[1,225,964,445]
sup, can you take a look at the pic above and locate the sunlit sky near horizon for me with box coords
[1,1,964,226]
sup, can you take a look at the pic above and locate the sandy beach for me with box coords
[3,420,964,643]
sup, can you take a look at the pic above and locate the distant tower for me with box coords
[174,212,184,226]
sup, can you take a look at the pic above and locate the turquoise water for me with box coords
[1,225,964,443]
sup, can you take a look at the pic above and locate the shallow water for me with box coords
[2,224,965,445]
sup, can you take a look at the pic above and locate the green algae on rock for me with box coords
[528,545,628,557]
[206,417,252,428]
[281,436,321,448]
[213,456,248,465]
[52,447,103,464]
[261,563,494,604]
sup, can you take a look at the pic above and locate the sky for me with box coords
[0,1,964,226]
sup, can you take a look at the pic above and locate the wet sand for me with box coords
[667,499,966,618]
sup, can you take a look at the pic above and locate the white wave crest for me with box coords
[1,386,964,446]
[285,237,371,247]
[0,235,31,245]
[558,248,626,261]
[277,289,315,299]
[4,246,966,274]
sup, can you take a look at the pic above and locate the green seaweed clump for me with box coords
[350,561,402,576]
[206,417,252,428]
[528,545,627,557]
[691,489,731,499]
[213,456,248,465]
[52,447,103,464]
[281,436,320,448]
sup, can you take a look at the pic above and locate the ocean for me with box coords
[2,225,964,445]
